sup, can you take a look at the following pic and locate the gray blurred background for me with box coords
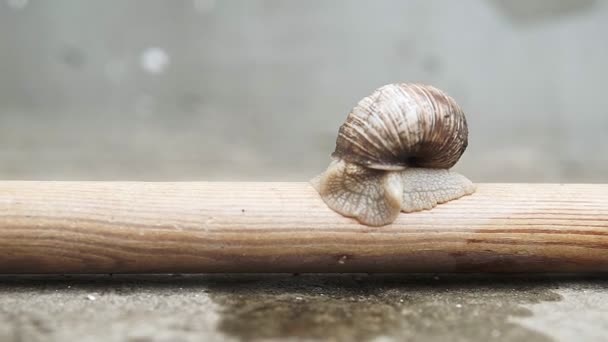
[1,0,607,182]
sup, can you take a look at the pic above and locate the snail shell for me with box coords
[332,83,468,170]
[312,83,475,226]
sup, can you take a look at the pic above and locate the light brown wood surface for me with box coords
[0,182,607,273]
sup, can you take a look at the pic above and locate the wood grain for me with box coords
[0,182,607,273]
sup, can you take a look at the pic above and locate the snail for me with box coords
[311,83,475,226]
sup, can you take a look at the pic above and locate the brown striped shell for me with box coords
[332,83,468,170]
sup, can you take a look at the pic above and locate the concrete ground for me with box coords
[1,274,607,342]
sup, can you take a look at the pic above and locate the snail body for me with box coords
[312,83,475,226]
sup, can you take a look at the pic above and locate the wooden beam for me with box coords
[0,182,607,273]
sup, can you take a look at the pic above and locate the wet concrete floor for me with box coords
[1,274,606,341]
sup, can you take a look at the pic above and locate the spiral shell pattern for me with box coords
[332,83,468,170]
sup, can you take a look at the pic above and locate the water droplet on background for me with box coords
[140,47,170,75]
